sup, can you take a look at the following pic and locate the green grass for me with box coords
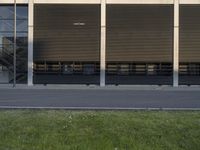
[0,110,200,150]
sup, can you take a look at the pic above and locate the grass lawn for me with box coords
[0,110,200,150]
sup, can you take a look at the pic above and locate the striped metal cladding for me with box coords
[179,5,200,85]
[106,5,173,85]
[33,4,100,62]
[106,5,174,62]
[33,5,100,84]
[180,5,200,63]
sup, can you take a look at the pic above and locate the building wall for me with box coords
[2,0,200,4]
[0,0,200,86]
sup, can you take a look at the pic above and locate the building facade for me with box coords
[0,0,200,86]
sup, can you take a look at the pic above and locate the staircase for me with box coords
[0,46,27,83]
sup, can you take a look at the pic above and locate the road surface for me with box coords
[0,88,200,109]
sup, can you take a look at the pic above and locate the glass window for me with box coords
[16,35,28,46]
[0,20,14,31]
[16,6,28,19]
[0,5,28,84]
[0,33,14,45]
[16,20,28,32]
[0,6,14,19]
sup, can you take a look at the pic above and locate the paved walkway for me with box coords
[0,85,200,109]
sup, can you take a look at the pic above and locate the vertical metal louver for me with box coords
[33,4,100,84]
[180,5,200,85]
[106,5,173,85]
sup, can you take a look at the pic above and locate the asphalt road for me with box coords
[0,88,200,109]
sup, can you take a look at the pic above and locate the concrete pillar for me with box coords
[28,0,34,86]
[173,0,179,87]
[100,0,106,87]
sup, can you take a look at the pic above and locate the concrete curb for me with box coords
[0,106,200,111]
[0,84,200,91]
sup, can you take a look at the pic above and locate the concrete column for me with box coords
[173,0,179,87]
[28,0,34,86]
[100,0,106,87]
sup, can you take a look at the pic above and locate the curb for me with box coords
[0,106,200,111]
